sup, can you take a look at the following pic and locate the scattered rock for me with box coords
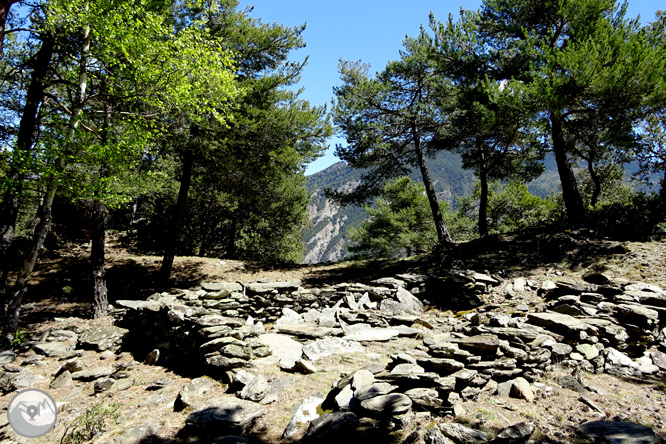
[577,420,660,444]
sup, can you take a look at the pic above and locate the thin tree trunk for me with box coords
[158,150,194,288]
[550,114,586,227]
[90,199,108,317]
[3,18,90,339]
[479,169,489,237]
[91,101,111,318]
[661,169,666,210]
[412,125,453,246]
[3,182,56,339]
[225,218,237,259]
[0,35,54,321]
[587,160,601,208]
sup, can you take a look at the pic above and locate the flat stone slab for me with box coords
[71,366,114,381]
[577,420,660,443]
[246,282,300,294]
[201,282,243,294]
[78,326,129,351]
[302,337,364,362]
[360,393,412,415]
[185,397,266,430]
[34,342,71,357]
[256,333,303,368]
[527,312,590,334]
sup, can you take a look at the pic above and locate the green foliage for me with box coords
[9,328,27,347]
[60,403,120,444]
[458,181,562,235]
[586,191,664,240]
[347,177,440,259]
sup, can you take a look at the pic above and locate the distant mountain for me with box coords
[303,151,476,264]
[303,152,660,264]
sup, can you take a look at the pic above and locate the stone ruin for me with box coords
[110,269,666,442]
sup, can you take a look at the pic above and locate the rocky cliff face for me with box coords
[303,168,362,264]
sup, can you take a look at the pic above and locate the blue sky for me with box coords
[242,1,664,175]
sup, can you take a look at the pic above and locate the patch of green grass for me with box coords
[60,403,121,444]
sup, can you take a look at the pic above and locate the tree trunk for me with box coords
[661,169,666,210]
[0,0,19,59]
[412,125,453,246]
[90,199,108,317]
[587,160,601,208]
[158,150,194,288]
[479,169,489,237]
[3,181,56,340]
[3,19,90,339]
[225,218,237,259]
[550,114,586,227]
[0,35,54,320]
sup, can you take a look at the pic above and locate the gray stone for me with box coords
[549,342,573,357]
[211,438,247,444]
[206,355,247,369]
[576,343,600,360]
[260,377,295,405]
[527,312,589,334]
[246,281,299,294]
[50,370,72,389]
[380,299,404,315]
[111,422,159,444]
[454,334,500,354]
[346,326,401,342]
[510,378,534,402]
[282,392,326,438]
[221,344,253,360]
[404,388,442,408]
[0,350,16,364]
[116,379,134,391]
[257,333,302,368]
[489,422,535,444]
[395,286,424,314]
[302,412,359,444]
[78,326,129,351]
[239,375,268,402]
[350,369,375,391]
[354,382,398,401]
[425,426,453,444]
[360,393,412,415]
[605,348,640,375]
[71,366,114,381]
[12,370,46,388]
[185,397,266,431]
[201,282,243,295]
[143,349,160,365]
[200,337,245,353]
[94,377,116,393]
[391,363,425,375]
[558,375,587,393]
[302,337,364,362]
[176,377,221,410]
[440,422,489,443]
[417,358,465,373]
[624,282,663,293]
[650,350,666,371]
[33,341,71,357]
[294,359,318,374]
[577,420,660,444]
[334,384,354,410]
